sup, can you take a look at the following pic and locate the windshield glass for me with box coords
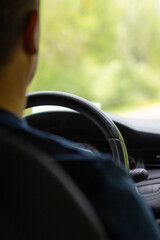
[28,0,160,121]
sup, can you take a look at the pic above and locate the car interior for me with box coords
[2,89,160,239]
[25,91,160,229]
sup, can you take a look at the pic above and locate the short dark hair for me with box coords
[0,0,40,67]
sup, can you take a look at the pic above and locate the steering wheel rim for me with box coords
[26,91,129,170]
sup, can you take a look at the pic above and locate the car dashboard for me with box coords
[26,110,160,225]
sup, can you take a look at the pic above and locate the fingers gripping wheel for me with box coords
[26,91,129,170]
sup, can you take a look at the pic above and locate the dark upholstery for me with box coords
[0,128,108,240]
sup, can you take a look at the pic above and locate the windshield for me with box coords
[28,0,160,121]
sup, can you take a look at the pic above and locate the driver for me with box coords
[0,1,159,239]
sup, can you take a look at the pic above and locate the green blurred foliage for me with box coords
[28,0,160,112]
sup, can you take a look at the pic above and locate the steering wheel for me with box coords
[26,91,129,170]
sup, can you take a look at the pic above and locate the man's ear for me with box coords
[23,11,39,55]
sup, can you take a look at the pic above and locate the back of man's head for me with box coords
[0,0,40,68]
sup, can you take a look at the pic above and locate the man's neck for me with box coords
[0,83,27,118]
[0,61,28,118]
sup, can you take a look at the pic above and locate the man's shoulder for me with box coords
[0,109,107,159]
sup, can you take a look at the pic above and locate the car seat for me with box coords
[0,127,109,240]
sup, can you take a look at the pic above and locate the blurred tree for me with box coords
[28,0,160,112]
